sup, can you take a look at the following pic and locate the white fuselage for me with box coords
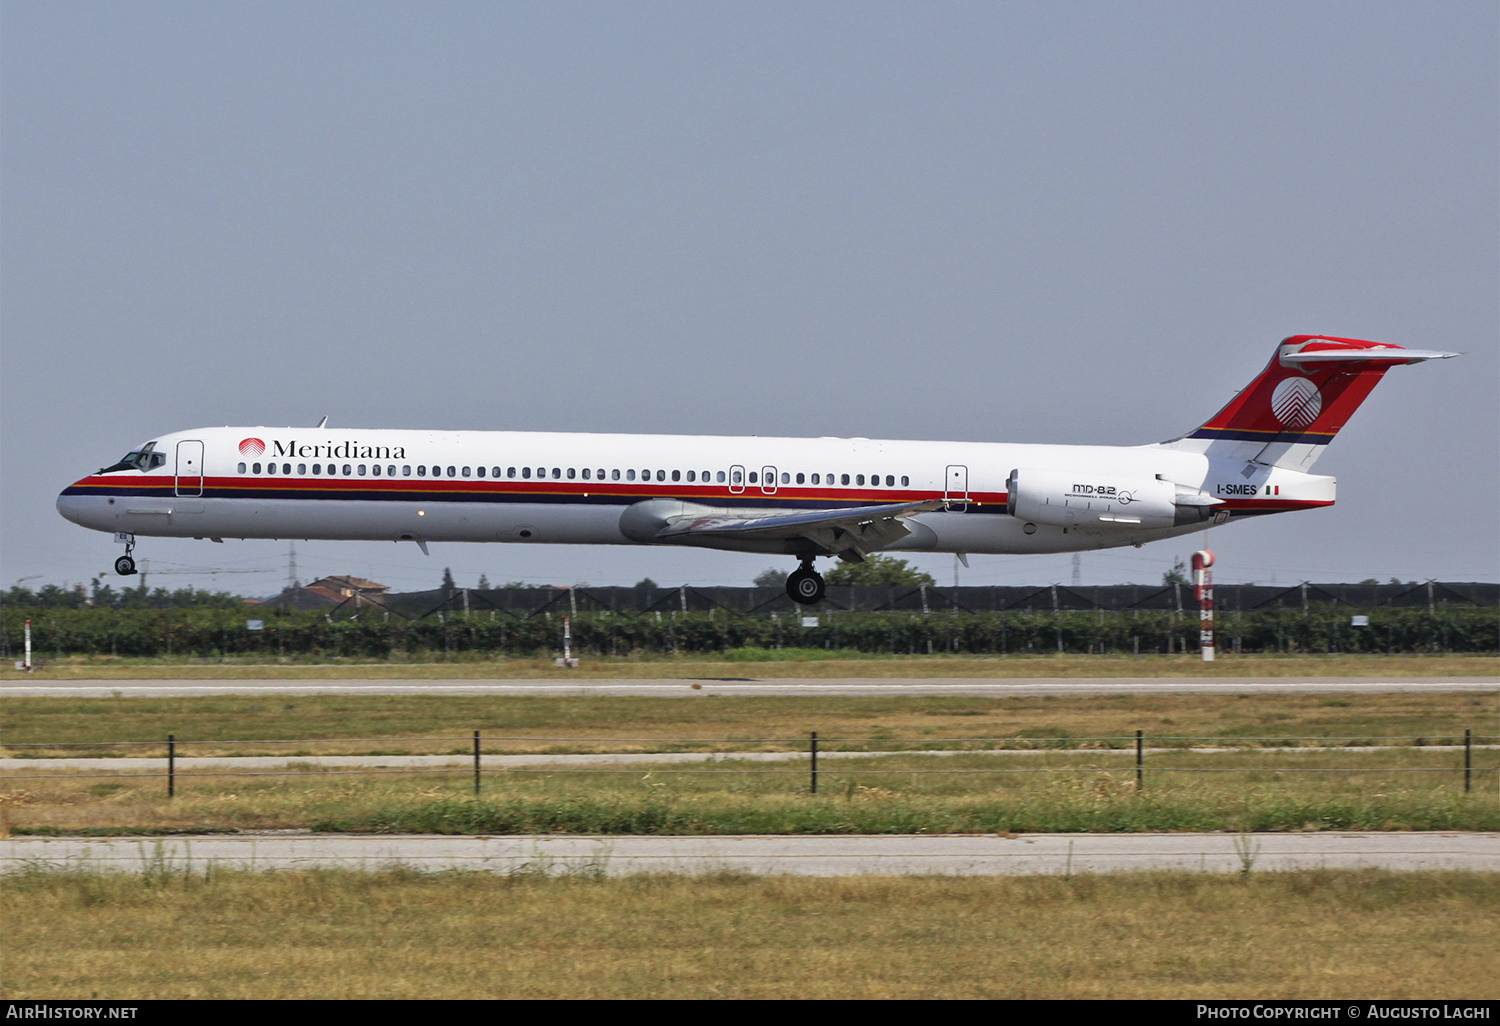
[58,426,1336,559]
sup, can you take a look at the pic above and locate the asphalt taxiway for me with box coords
[4,675,1496,697]
[4,832,1494,876]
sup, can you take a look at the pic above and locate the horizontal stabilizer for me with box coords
[1280,347,1459,366]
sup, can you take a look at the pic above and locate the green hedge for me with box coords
[2,605,1495,658]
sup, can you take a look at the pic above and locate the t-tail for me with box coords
[1167,335,1458,470]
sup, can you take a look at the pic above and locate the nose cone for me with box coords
[57,479,105,530]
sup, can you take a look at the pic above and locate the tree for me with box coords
[634,577,658,590]
[753,567,788,588]
[824,556,935,587]
[441,567,456,597]
[1162,557,1189,587]
[477,574,490,590]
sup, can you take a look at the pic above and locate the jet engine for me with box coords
[1006,468,1221,529]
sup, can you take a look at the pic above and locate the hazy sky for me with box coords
[3,1,1496,596]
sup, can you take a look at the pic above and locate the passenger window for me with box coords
[567,468,575,479]
[237,462,247,474]
[267,463,277,475]
[357,465,366,476]
[418,465,427,477]
[521,467,531,479]
[686,470,695,482]
[462,467,471,477]
[626,469,636,481]
[537,467,545,479]
[475,467,484,478]
[856,474,865,485]
[387,465,395,476]
[373,465,383,477]
[492,467,502,478]
[841,474,850,485]
[702,470,710,481]
[611,469,620,481]
[253,462,262,474]
[402,466,411,477]
[810,473,819,484]
[507,467,516,478]
[781,472,789,484]
[342,465,351,476]
[885,475,894,486]
[719,471,727,483]
[582,468,590,480]
[795,473,804,484]
[550,468,559,479]
[901,475,909,486]
[598,469,606,480]
[748,472,757,484]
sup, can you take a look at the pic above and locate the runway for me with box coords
[4,831,1494,876]
[4,675,1497,697]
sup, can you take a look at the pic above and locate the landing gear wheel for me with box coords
[786,567,825,606]
[114,555,137,576]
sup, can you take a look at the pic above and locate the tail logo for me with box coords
[238,437,266,457]
[1270,377,1322,429]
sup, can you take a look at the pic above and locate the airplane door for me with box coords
[176,440,205,497]
[728,465,746,495]
[944,465,968,509]
[761,466,778,495]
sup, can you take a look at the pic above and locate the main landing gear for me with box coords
[114,535,138,576]
[786,560,825,606]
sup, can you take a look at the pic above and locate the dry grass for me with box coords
[3,690,1494,758]
[4,746,1495,835]
[2,868,1495,998]
[7,652,1498,679]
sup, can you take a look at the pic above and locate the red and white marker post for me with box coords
[1192,550,1215,662]
[555,615,580,668]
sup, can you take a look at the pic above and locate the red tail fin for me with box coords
[1181,335,1455,468]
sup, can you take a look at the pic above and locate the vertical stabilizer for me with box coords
[1167,335,1457,469]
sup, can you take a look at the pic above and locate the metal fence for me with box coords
[5,731,1493,796]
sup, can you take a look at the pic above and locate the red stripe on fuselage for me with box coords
[68,474,1008,508]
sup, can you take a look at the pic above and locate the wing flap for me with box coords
[656,499,947,558]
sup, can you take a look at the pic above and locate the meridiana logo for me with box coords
[239,437,266,456]
[1270,377,1322,429]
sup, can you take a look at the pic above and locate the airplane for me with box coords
[57,335,1456,605]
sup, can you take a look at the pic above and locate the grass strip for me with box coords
[4,690,1496,755]
[3,868,1495,998]
[7,652,1498,679]
[7,749,1496,834]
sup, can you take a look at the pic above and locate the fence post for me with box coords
[168,733,175,798]
[1464,729,1471,794]
[474,730,482,796]
[1136,730,1143,791]
[810,732,818,794]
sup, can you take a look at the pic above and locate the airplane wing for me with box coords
[655,499,948,561]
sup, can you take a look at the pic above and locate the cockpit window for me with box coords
[100,446,166,473]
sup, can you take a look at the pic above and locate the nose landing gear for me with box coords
[114,534,138,576]
[786,560,825,605]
